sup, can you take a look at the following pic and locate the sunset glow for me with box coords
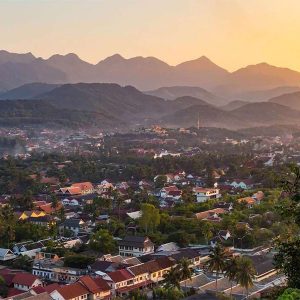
[1,0,300,71]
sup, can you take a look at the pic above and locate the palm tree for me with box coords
[163,266,181,290]
[235,257,255,298]
[206,244,226,291]
[178,258,192,293]
[224,256,239,295]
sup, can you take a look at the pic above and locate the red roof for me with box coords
[44,283,61,294]
[163,186,180,192]
[72,182,93,192]
[54,282,88,300]
[12,273,40,286]
[108,269,134,283]
[6,288,24,297]
[79,276,110,293]
[31,286,46,294]
[40,202,62,214]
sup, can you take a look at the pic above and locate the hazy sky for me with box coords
[1,0,300,71]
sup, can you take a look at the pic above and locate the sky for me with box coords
[1,0,300,71]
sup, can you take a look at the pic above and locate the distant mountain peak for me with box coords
[48,53,82,61]
[99,53,125,64]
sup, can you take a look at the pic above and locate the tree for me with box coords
[0,275,8,297]
[206,244,226,291]
[275,237,300,288]
[12,255,32,271]
[278,288,300,300]
[139,203,160,234]
[224,256,239,295]
[275,165,300,288]
[51,194,59,210]
[202,222,213,245]
[178,258,192,293]
[0,205,16,247]
[89,229,116,254]
[181,187,195,204]
[64,254,95,269]
[155,175,167,188]
[235,257,255,298]
[163,266,181,290]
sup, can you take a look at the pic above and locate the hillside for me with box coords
[0,83,60,100]
[234,86,300,102]
[221,100,250,111]
[159,104,248,129]
[268,91,300,110]
[215,63,300,97]
[230,102,300,126]
[0,83,300,130]
[145,86,226,106]
[160,101,300,129]
[0,99,121,128]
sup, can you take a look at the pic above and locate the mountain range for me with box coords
[1,82,300,130]
[1,50,300,101]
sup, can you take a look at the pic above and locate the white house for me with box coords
[12,273,43,291]
[118,236,154,257]
[193,188,221,203]
[0,248,16,261]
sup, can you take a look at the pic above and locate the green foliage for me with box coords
[275,237,300,288]
[11,255,32,271]
[277,288,300,300]
[139,203,160,233]
[64,254,95,269]
[89,229,116,254]
[0,275,8,297]
[153,287,184,300]
[235,256,255,296]
[206,245,227,291]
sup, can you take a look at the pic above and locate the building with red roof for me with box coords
[12,273,43,291]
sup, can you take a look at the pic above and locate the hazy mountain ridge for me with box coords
[268,91,300,110]
[145,86,226,106]
[0,83,61,100]
[0,83,300,129]
[1,50,300,97]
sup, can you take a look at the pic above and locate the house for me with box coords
[193,188,221,203]
[12,273,43,291]
[50,282,89,300]
[78,276,111,300]
[59,219,86,236]
[32,252,63,281]
[128,256,175,285]
[118,236,154,257]
[195,208,226,222]
[237,197,257,208]
[230,179,253,190]
[214,201,233,211]
[28,215,55,227]
[244,254,277,282]
[39,203,63,214]
[160,186,181,199]
[0,248,16,261]
[106,269,135,297]
[210,230,232,247]
[13,241,45,258]
[71,182,94,195]
[61,198,79,207]
[252,191,264,202]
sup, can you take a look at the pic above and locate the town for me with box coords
[0,125,298,300]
